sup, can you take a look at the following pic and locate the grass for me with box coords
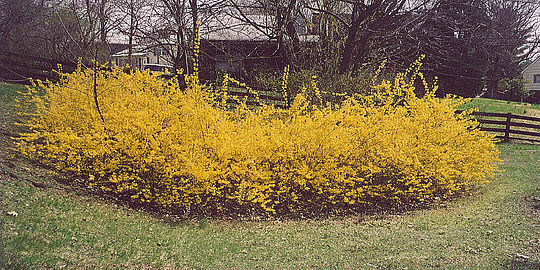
[459,98,540,117]
[458,98,540,143]
[1,82,539,269]
[0,82,25,132]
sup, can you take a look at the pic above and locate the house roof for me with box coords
[111,48,149,58]
[200,13,272,41]
[108,8,317,45]
[523,56,540,73]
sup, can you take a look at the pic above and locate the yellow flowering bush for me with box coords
[15,60,500,217]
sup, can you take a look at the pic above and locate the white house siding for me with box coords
[147,48,173,66]
[111,51,149,69]
[523,57,540,92]
[111,46,175,69]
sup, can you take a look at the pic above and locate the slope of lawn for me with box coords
[458,97,540,117]
[458,98,540,143]
[1,82,539,269]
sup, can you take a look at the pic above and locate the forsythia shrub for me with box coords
[15,60,500,216]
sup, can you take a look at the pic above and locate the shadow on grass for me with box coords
[8,149,486,224]
[0,252,33,269]
[501,258,540,270]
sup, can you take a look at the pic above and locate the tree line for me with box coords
[1,0,539,100]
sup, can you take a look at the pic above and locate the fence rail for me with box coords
[0,50,78,83]
[457,111,540,143]
[2,53,538,143]
[220,88,288,109]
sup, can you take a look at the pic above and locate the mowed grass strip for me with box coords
[459,97,540,117]
[1,83,539,269]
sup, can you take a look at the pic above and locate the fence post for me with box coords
[504,113,512,142]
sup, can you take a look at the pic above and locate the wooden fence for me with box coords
[222,88,288,109]
[0,50,78,83]
[221,95,540,144]
[457,111,540,143]
[2,53,538,143]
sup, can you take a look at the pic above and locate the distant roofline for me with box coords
[523,56,540,73]
[111,48,148,57]
[143,63,173,68]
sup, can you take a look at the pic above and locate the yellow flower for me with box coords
[15,56,500,215]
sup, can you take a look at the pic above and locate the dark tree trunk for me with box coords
[339,3,361,74]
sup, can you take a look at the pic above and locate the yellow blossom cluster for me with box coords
[15,60,500,216]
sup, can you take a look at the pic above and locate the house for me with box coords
[522,57,540,93]
[111,46,173,69]
[109,7,317,79]
[198,11,318,80]
[521,57,540,102]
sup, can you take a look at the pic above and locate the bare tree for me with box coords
[310,0,430,73]
[39,0,122,63]
[223,0,432,73]
[226,0,304,66]
[136,0,189,72]
[408,0,540,97]
[485,0,540,98]
[115,0,151,66]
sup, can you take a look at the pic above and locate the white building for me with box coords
[111,46,173,69]
[522,57,540,93]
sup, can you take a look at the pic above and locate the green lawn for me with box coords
[0,82,26,130]
[458,98,540,143]
[459,97,540,117]
[1,82,539,269]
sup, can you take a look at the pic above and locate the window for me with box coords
[534,74,540,83]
